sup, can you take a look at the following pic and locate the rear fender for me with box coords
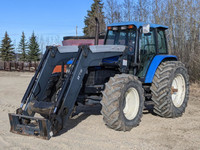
[144,55,177,83]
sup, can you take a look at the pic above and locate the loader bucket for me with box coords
[8,113,52,140]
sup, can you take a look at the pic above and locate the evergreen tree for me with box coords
[0,32,15,61]
[18,32,28,61]
[83,0,106,37]
[28,32,40,62]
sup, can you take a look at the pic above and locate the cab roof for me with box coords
[108,21,168,29]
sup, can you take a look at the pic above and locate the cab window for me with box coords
[105,28,136,47]
[140,30,156,55]
[157,30,167,54]
[118,31,126,45]
[105,30,117,45]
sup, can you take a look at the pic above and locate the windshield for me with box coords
[105,28,136,47]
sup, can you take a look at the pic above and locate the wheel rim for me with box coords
[171,74,186,107]
[123,87,140,120]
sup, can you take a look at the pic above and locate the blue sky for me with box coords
[0,0,103,52]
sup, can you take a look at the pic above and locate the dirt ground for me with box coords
[0,71,199,150]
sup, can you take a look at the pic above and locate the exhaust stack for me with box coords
[94,17,99,45]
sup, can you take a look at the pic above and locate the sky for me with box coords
[0,0,101,52]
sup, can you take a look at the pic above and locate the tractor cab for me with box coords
[104,22,170,80]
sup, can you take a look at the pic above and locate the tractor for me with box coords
[8,21,189,139]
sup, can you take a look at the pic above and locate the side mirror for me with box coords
[142,24,150,34]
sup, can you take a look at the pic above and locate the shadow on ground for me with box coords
[56,100,157,137]
[56,103,102,136]
[143,102,155,115]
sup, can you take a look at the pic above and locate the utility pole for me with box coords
[76,26,78,36]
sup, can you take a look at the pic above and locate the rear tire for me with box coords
[101,74,144,131]
[150,61,189,118]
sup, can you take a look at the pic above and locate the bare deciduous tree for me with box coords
[105,0,122,24]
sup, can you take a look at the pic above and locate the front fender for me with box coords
[144,55,177,83]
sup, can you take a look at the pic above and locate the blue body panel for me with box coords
[102,56,119,63]
[144,55,177,83]
[67,55,177,84]
[108,21,168,29]
[67,59,73,64]
[67,56,120,65]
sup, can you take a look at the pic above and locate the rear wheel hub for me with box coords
[171,74,186,107]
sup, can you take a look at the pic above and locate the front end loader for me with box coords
[9,45,127,139]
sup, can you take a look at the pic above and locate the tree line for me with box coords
[0,31,40,62]
[84,0,200,82]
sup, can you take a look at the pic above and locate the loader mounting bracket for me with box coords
[8,113,52,140]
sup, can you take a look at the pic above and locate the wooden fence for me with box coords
[0,61,39,72]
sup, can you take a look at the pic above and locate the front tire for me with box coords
[150,61,189,118]
[101,74,144,131]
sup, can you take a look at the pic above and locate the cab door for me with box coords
[137,29,157,78]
